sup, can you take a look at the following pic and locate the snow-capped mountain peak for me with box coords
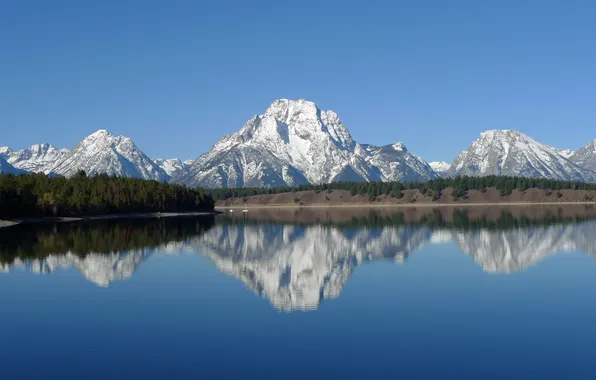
[448,129,596,181]
[50,130,169,181]
[558,149,575,159]
[391,142,407,152]
[569,139,596,173]
[153,158,189,177]
[174,99,436,188]
[7,143,70,174]
[0,146,12,160]
[429,161,451,177]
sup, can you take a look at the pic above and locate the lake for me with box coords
[1,206,596,379]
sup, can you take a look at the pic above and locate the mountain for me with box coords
[558,149,575,159]
[6,143,70,174]
[0,157,23,174]
[569,140,596,172]
[51,130,169,181]
[0,147,12,160]
[429,161,451,177]
[174,99,437,187]
[360,143,439,182]
[153,158,189,177]
[448,130,596,181]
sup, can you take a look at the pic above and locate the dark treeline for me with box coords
[0,216,215,264]
[0,171,215,218]
[218,207,596,230]
[210,175,596,201]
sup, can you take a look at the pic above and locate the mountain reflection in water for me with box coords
[1,206,596,311]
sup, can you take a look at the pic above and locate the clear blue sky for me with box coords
[1,0,595,162]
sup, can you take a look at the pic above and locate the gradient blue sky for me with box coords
[1,0,595,162]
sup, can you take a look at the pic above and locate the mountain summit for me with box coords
[569,139,596,173]
[174,99,437,187]
[50,130,169,181]
[448,129,596,181]
[7,143,70,174]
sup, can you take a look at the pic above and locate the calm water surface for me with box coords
[1,206,596,379]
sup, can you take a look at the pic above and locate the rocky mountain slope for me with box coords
[429,161,451,177]
[447,130,596,181]
[174,99,438,187]
[5,143,69,174]
[0,157,23,174]
[569,140,596,172]
[360,143,438,182]
[50,130,169,181]
[0,147,12,160]
[153,158,189,177]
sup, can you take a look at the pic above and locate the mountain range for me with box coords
[2,99,596,186]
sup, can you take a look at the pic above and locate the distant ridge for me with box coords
[3,100,596,186]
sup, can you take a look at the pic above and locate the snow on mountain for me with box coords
[153,158,188,177]
[360,143,439,182]
[0,157,24,174]
[174,99,436,187]
[0,146,12,160]
[448,129,596,181]
[569,139,596,172]
[429,161,451,177]
[6,143,70,174]
[51,130,169,181]
[558,149,575,159]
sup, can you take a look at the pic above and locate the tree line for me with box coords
[0,171,214,218]
[209,175,596,201]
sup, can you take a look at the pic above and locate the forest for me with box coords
[0,171,214,218]
[209,175,596,201]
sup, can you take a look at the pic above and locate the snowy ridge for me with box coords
[174,99,437,187]
[50,130,169,181]
[558,149,575,159]
[0,146,12,160]
[569,139,596,172]
[448,130,596,181]
[429,161,451,177]
[361,143,438,182]
[7,143,70,174]
[153,158,189,177]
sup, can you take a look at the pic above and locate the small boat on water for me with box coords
[229,209,234,212]
[242,209,248,212]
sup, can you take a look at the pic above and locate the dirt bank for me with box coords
[216,187,596,208]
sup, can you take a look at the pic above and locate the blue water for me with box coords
[1,212,596,379]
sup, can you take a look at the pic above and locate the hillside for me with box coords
[216,187,596,207]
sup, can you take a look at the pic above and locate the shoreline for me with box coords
[216,201,596,210]
[0,211,219,229]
